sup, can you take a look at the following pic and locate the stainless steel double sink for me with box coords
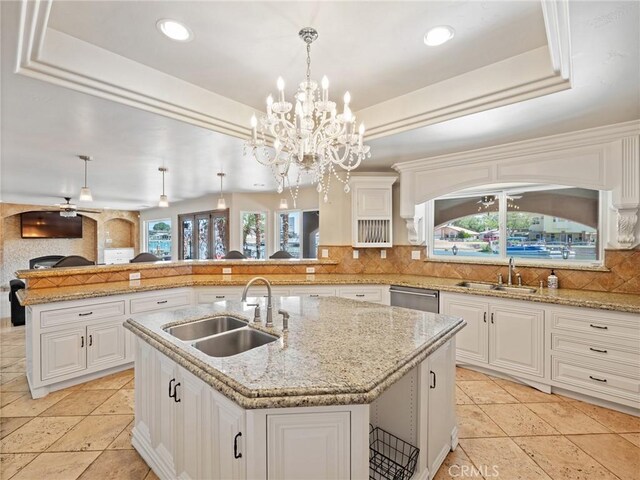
[457,281,537,294]
[165,316,278,357]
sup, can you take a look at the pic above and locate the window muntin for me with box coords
[242,212,267,259]
[146,219,172,260]
[431,186,601,264]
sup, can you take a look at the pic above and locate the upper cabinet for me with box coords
[351,175,397,248]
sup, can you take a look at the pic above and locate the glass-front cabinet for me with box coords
[179,210,229,260]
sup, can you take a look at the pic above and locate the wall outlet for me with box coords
[380,250,387,259]
[306,267,315,274]
[222,267,232,274]
[353,250,359,259]
[129,272,141,280]
[321,248,329,258]
[411,250,421,260]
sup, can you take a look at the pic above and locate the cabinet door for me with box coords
[356,188,391,217]
[489,305,544,377]
[212,391,246,480]
[441,296,489,364]
[266,411,350,479]
[175,366,208,480]
[87,321,125,369]
[134,338,153,445]
[41,327,86,380]
[428,340,455,478]
[152,352,178,476]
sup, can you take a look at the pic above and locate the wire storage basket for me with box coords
[369,425,419,480]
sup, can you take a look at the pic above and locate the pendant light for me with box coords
[158,167,169,207]
[216,172,226,209]
[279,198,289,209]
[78,155,93,202]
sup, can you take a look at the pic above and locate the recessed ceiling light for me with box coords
[424,26,455,46]
[157,19,193,42]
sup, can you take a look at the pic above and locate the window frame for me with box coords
[240,210,268,259]
[274,209,303,259]
[144,218,172,260]
[425,186,606,268]
[178,209,229,260]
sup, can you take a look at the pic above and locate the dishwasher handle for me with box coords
[389,288,438,298]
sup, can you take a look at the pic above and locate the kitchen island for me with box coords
[124,295,465,480]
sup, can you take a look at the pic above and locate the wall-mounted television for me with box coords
[21,211,83,239]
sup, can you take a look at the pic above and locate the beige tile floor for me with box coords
[1,318,639,479]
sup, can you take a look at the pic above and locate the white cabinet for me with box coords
[133,340,246,480]
[489,304,544,377]
[441,296,488,363]
[104,248,135,264]
[87,322,126,369]
[211,391,246,480]
[350,175,397,248]
[41,327,87,380]
[266,412,351,479]
[440,293,545,379]
[40,321,126,382]
[338,285,390,305]
[130,289,192,314]
[427,339,456,478]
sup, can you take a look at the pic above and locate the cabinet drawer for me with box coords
[41,301,125,328]
[338,286,384,303]
[549,309,639,340]
[551,333,640,366]
[130,291,191,314]
[289,287,337,297]
[552,355,640,402]
[197,288,242,304]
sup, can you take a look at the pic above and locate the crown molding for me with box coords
[541,0,572,81]
[392,120,640,173]
[15,0,257,140]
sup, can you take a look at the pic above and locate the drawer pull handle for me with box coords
[589,347,608,354]
[483,312,487,323]
[89,335,93,346]
[589,375,607,383]
[157,300,168,304]
[169,378,175,398]
[78,312,93,317]
[590,324,608,330]
[430,370,437,389]
[173,382,181,403]
[309,294,319,298]
[355,294,366,297]
[215,295,225,299]
[490,313,494,324]
[80,336,84,348]
[234,432,242,459]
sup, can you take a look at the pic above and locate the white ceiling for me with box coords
[47,1,547,111]
[1,1,639,210]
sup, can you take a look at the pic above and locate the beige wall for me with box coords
[0,203,139,287]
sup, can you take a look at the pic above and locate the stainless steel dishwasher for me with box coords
[389,285,439,313]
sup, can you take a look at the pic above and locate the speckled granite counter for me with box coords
[17,273,640,313]
[124,296,465,408]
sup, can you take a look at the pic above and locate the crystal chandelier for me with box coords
[245,27,370,206]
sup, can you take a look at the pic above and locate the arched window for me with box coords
[430,186,601,264]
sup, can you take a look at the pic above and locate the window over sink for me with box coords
[428,185,602,265]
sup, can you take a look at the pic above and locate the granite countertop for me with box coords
[15,258,338,279]
[124,296,465,408]
[17,273,640,313]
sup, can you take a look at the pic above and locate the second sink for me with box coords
[165,316,248,341]
[194,328,278,357]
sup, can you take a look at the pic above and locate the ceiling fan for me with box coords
[51,197,102,217]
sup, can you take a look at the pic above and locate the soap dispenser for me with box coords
[547,269,559,289]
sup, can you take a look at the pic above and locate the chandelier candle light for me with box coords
[245,27,370,206]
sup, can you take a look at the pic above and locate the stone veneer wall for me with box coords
[323,246,640,295]
[1,203,140,287]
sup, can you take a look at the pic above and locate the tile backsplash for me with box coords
[322,245,640,295]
